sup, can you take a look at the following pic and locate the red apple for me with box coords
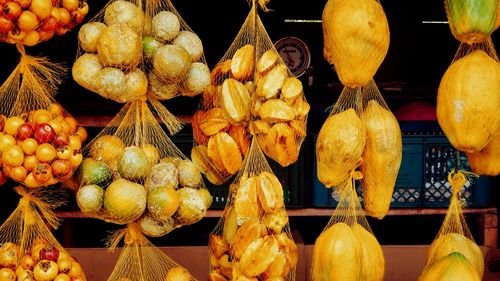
[39,246,59,262]
[53,133,69,147]
[0,16,13,33]
[16,123,35,141]
[34,124,55,144]
[40,15,57,31]
[3,2,22,20]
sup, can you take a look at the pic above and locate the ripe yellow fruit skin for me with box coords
[419,252,481,281]
[437,50,500,153]
[361,100,402,219]
[322,0,390,86]
[316,109,365,188]
[352,224,385,281]
[467,130,500,176]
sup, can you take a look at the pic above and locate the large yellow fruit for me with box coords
[317,108,365,188]
[103,179,147,223]
[437,50,500,153]
[322,0,390,86]
[419,252,481,281]
[311,223,361,281]
[426,233,484,278]
[352,224,385,281]
[361,100,402,219]
[467,129,500,176]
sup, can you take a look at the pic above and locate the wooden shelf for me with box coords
[56,207,497,219]
[74,115,193,127]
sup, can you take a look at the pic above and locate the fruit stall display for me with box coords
[312,0,400,279]
[70,0,214,279]
[438,0,500,177]
[191,0,310,186]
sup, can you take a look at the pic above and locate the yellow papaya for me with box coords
[317,108,365,188]
[361,100,402,219]
[426,233,484,278]
[419,252,481,281]
[311,223,361,281]
[322,0,390,86]
[352,224,385,281]
[437,50,500,153]
[467,129,500,176]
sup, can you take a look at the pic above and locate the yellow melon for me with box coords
[322,0,390,86]
[352,224,385,281]
[361,100,402,219]
[437,50,500,153]
[419,252,481,281]
[467,129,500,176]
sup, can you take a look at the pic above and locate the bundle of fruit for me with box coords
[0,0,88,46]
[437,0,500,176]
[106,223,195,281]
[318,0,400,219]
[192,2,309,185]
[76,101,210,236]
[0,54,86,188]
[208,139,298,281]
[72,0,210,113]
[311,178,385,281]
[0,187,87,281]
[418,171,484,280]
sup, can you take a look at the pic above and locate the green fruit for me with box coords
[77,184,104,213]
[117,146,150,181]
[177,160,202,188]
[78,158,112,185]
[446,0,498,43]
[137,213,175,237]
[147,186,180,221]
[143,36,163,58]
[174,187,206,225]
[104,179,147,223]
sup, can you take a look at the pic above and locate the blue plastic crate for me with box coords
[313,127,492,208]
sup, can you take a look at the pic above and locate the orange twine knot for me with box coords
[14,186,60,229]
[448,171,468,197]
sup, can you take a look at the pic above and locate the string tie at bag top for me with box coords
[14,186,64,229]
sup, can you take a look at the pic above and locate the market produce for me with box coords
[322,0,390,86]
[192,3,309,185]
[422,171,484,279]
[0,53,86,188]
[0,187,87,281]
[419,252,481,281]
[73,0,211,114]
[467,130,500,176]
[106,223,196,281]
[76,101,209,228]
[360,82,402,219]
[0,0,88,46]
[437,49,500,153]
[311,178,385,281]
[208,139,298,281]
[445,0,499,44]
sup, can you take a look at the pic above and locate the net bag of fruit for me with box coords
[191,0,309,186]
[0,0,88,46]
[105,223,196,281]
[72,0,211,134]
[0,51,87,188]
[359,81,402,219]
[208,139,298,281]
[76,100,210,236]
[437,0,500,174]
[0,186,87,281]
[318,0,391,187]
[311,175,385,281]
[418,171,484,280]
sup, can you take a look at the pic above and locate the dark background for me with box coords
[0,0,498,248]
